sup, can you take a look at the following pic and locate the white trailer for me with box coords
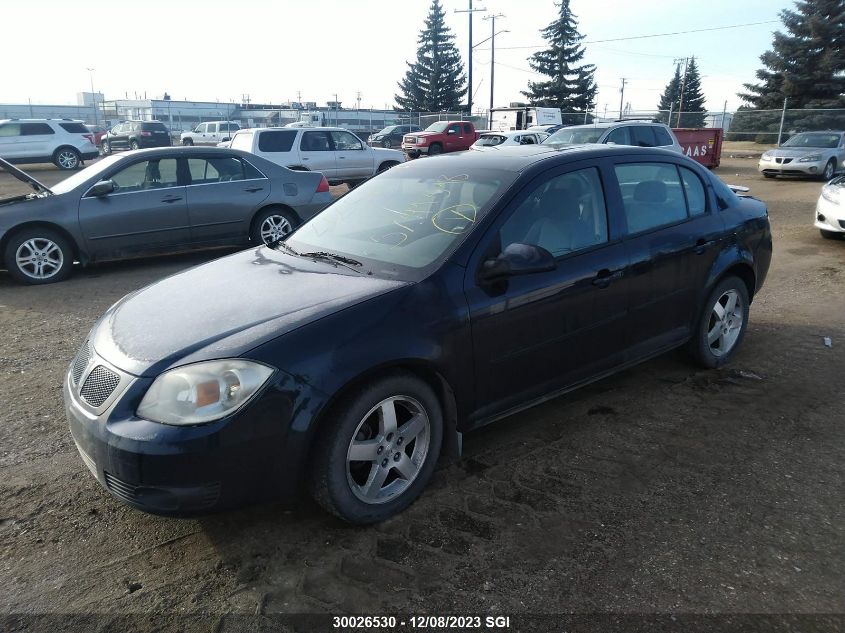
[490,107,562,131]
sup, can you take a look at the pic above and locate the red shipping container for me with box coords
[672,127,723,169]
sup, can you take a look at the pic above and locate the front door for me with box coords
[465,163,631,420]
[330,130,372,180]
[444,122,465,152]
[298,130,336,178]
[79,157,191,259]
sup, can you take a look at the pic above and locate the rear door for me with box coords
[78,156,191,258]
[610,159,725,356]
[330,130,372,179]
[185,154,270,244]
[20,122,56,159]
[298,130,336,177]
[0,122,22,159]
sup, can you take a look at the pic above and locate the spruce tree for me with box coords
[657,58,706,127]
[739,0,845,109]
[657,66,682,124]
[395,0,467,112]
[522,0,597,112]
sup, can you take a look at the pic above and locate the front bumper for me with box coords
[63,349,302,515]
[758,157,825,177]
[814,195,845,233]
[402,144,428,155]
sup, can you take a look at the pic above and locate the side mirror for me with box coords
[89,179,116,197]
[480,243,556,281]
[447,129,457,135]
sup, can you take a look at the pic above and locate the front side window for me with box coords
[331,130,363,150]
[195,124,205,133]
[498,167,609,257]
[300,131,332,152]
[463,123,472,134]
[615,162,689,233]
[110,158,179,192]
[187,157,245,184]
[448,123,461,135]
[286,166,515,279]
[21,123,55,136]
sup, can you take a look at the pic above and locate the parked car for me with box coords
[758,131,844,180]
[368,124,421,149]
[101,121,172,154]
[543,121,682,153]
[85,124,108,147]
[181,121,241,146]
[0,148,332,284]
[229,126,404,187]
[815,175,844,239]
[63,145,771,523]
[0,119,99,170]
[527,124,566,135]
[471,130,547,149]
[402,120,481,157]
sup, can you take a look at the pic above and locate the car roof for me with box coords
[563,120,667,131]
[481,130,539,137]
[0,118,84,123]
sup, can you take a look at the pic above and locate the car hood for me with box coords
[765,148,830,159]
[0,157,53,195]
[410,131,442,139]
[91,247,408,377]
[371,147,405,159]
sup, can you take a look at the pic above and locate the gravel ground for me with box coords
[0,156,843,631]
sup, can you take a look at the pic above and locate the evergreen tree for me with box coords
[739,0,845,109]
[657,58,706,127]
[657,65,682,124]
[395,0,467,112]
[522,0,597,112]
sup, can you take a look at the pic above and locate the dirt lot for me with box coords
[1,156,843,631]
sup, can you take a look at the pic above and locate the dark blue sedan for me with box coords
[64,145,772,524]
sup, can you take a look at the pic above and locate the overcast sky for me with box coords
[3,0,793,113]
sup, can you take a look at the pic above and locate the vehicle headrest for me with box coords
[633,180,667,203]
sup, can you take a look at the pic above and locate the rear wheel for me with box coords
[182,138,194,146]
[383,138,392,149]
[820,229,843,240]
[689,276,750,368]
[428,143,443,156]
[4,228,74,284]
[251,207,297,246]
[377,161,399,174]
[54,147,80,170]
[309,374,443,524]
[101,141,111,155]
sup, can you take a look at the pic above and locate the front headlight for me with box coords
[821,186,839,204]
[137,359,274,425]
[374,135,384,140]
[799,153,822,162]
[762,151,773,159]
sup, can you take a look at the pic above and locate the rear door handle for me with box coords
[161,196,182,203]
[244,187,263,193]
[592,268,622,288]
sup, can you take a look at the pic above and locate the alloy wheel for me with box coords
[823,161,835,180]
[15,238,64,280]
[259,215,293,244]
[345,395,431,504]
[57,149,79,170]
[706,289,744,357]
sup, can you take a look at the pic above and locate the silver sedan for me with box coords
[758,131,845,180]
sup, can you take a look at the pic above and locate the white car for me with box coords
[815,175,845,239]
[471,130,548,149]
[229,127,405,186]
[543,121,683,154]
[181,121,241,146]
[0,119,99,170]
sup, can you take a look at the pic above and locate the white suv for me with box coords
[229,127,405,186]
[181,121,241,146]
[543,120,683,153]
[0,119,99,170]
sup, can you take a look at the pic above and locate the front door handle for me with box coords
[161,196,182,203]
[592,268,622,289]
[244,186,263,193]
[338,156,346,159]
[694,238,715,254]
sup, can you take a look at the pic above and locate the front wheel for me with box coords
[688,276,750,368]
[428,143,443,156]
[54,147,80,170]
[130,140,140,151]
[309,374,443,524]
[4,228,74,284]
[377,161,399,174]
[251,207,297,246]
[182,138,193,146]
[101,141,111,155]
[821,159,836,181]
[383,138,392,149]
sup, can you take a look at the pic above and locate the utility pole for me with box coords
[675,57,690,127]
[455,0,486,114]
[483,13,505,129]
[86,68,98,127]
[618,78,627,119]
[333,93,339,126]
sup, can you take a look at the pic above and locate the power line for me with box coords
[474,19,779,51]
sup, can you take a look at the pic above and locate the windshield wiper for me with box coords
[272,240,299,255]
[300,251,363,267]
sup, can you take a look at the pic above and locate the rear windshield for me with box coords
[543,127,605,145]
[476,134,506,147]
[59,122,88,134]
[141,122,169,132]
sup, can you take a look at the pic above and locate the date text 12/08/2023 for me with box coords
[332,615,512,629]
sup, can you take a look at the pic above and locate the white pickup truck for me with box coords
[229,126,405,187]
[180,121,241,146]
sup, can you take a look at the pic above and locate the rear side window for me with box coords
[258,130,297,152]
[142,122,168,132]
[187,156,245,183]
[631,126,656,147]
[59,122,88,133]
[654,126,675,146]
[21,123,55,136]
[231,132,253,151]
[220,123,239,132]
[605,126,631,145]
[615,162,688,233]
[679,167,706,216]
[463,123,472,134]
[0,123,21,137]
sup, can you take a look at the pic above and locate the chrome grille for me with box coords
[71,340,91,386]
[80,365,120,407]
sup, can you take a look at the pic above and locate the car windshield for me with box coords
[286,165,516,280]
[425,122,450,133]
[476,134,507,147]
[51,155,123,194]
[543,127,605,145]
[782,133,841,149]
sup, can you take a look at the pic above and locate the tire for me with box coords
[182,138,194,146]
[101,141,111,155]
[3,228,74,285]
[763,173,775,179]
[130,140,140,151]
[820,229,843,240]
[407,151,420,159]
[428,143,443,156]
[821,159,835,181]
[383,139,392,149]
[53,147,80,170]
[688,275,750,368]
[377,161,399,174]
[251,207,297,246]
[309,373,443,524]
